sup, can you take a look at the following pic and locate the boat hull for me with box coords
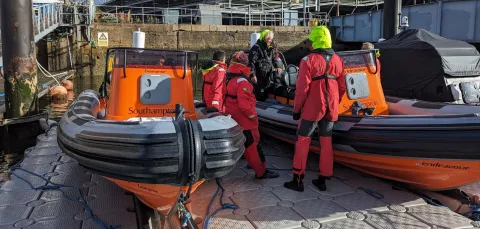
[58,90,246,214]
[106,178,204,216]
[257,101,480,190]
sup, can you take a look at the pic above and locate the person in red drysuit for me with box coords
[201,50,227,111]
[284,26,346,192]
[224,51,279,179]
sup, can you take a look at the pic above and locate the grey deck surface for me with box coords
[187,136,479,229]
[0,126,137,229]
[0,128,478,229]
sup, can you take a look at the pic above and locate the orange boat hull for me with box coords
[333,151,479,191]
[262,130,480,191]
[257,50,480,191]
[59,49,245,222]
[103,49,200,215]
[106,178,204,216]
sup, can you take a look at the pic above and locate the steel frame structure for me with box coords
[94,0,385,26]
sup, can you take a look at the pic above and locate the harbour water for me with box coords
[0,67,101,186]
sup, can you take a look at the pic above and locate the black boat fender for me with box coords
[57,90,246,186]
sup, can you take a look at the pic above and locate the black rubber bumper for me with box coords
[258,114,480,160]
[58,90,245,186]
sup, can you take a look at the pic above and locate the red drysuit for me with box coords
[202,62,227,111]
[224,62,266,176]
[292,49,346,177]
[293,50,346,121]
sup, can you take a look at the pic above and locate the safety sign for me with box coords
[98,32,109,47]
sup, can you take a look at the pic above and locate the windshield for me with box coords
[107,48,198,70]
[337,50,377,70]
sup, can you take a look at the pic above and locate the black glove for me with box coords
[205,107,219,113]
[195,102,207,108]
[293,112,301,120]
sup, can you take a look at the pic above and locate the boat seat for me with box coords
[273,64,298,102]
[280,65,299,89]
[274,85,295,101]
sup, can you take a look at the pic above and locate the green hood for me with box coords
[308,26,332,49]
[259,29,271,41]
[259,29,273,47]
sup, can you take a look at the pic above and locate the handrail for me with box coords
[338,49,379,74]
[123,49,127,78]
[105,47,199,55]
[182,52,188,80]
[103,47,199,80]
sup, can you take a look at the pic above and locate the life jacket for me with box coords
[201,60,226,106]
[311,50,337,81]
[311,49,337,114]
[252,41,274,73]
[223,62,252,105]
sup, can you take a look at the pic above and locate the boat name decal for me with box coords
[145,70,166,73]
[421,162,469,170]
[344,67,366,74]
[137,184,159,193]
[343,100,378,110]
[128,107,176,115]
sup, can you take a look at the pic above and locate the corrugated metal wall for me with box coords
[330,0,480,43]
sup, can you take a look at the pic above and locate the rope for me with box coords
[470,206,480,221]
[462,194,480,221]
[8,161,120,229]
[36,60,67,86]
[389,183,452,210]
[356,187,384,200]
[179,209,195,228]
[203,178,238,229]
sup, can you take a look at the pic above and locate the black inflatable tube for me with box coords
[58,90,246,185]
[58,126,180,160]
[58,123,246,185]
[258,115,480,160]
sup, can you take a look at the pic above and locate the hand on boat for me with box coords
[250,76,258,84]
[276,68,283,73]
[292,112,301,120]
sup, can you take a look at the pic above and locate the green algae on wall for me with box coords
[3,56,38,118]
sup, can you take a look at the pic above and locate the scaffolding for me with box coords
[94,0,385,26]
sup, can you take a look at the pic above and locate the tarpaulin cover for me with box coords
[376,29,480,102]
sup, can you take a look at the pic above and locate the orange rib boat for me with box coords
[57,48,245,216]
[256,49,480,191]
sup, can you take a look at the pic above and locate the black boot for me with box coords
[256,169,280,179]
[284,174,304,192]
[312,176,331,191]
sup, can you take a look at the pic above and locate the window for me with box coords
[109,49,197,69]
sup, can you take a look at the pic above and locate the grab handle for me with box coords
[182,52,188,79]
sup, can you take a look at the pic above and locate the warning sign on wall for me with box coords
[98,32,109,47]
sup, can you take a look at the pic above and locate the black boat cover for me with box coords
[376,29,480,102]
